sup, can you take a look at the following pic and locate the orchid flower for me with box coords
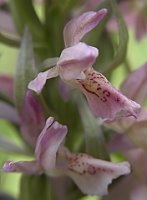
[103,63,147,200]
[28,9,140,121]
[0,78,46,149]
[20,91,46,147]
[106,63,147,149]
[3,116,131,196]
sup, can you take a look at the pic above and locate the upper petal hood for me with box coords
[35,117,67,171]
[58,42,98,81]
[63,9,107,47]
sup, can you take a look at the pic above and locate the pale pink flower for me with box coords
[3,117,131,196]
[106,63,147,149]
[28,9,140,120]
[104,63,147,200]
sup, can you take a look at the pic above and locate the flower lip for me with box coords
[78,68,141,120]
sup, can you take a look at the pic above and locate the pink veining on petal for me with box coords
[3,160,41,174]
[77,68,141,120]
[58,42,98,81]
[35,117,68,171]
[63,8,108,47]
[64,152,130,195]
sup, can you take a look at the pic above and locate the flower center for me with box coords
[78,68,111,102]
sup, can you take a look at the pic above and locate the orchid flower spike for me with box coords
[3,116,131,196]
[28,9,141,120]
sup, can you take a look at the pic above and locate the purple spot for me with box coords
[103,90,110,97]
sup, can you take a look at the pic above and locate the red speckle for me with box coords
[87,165,96,175]
[100,97,107,102]
[97,87,101,91]
[116,97,120,103]
[103,90,110,97]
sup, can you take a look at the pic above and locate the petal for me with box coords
[0,75,14,99]
[63,9,107,47]
[28,66,59,94]
[65,152,130,196]
[104,109,147,135]
[78,68,141,120]
[120,63,147,105]
[58,42,98,81]
[35,117,67,171]
[3,160,41,174]
[104,109,139,133]
[20,91,45,147]
[104,103,147,135]
[104,117,135,133]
